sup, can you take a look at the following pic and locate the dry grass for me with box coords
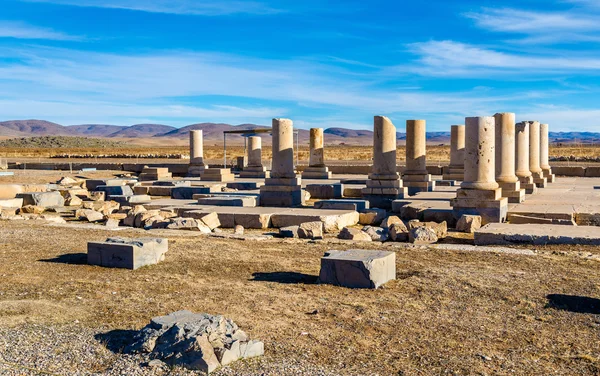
[1,220,600,375]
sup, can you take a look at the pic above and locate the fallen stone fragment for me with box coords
[408,220,447,239]
[318,249,395,288]
[389,222,409,242]
[362,225,389,242]
[88,237,168,269]
[338,227,372,241]
[20,205,44,214]
[122,310,263,372]
[233,225,244,235]
[76,209,104,222]
[167,218,211,233]
[40,214,66,224]
[358,208,387,226]
[298,221,324,240]
[456,214,482,233]
[381,215,403,228]
[198,212,221,230]
[409,226,438,244]
[279,225,299,238]
[17,191,64,208]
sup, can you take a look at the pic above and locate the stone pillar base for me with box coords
[201,168,235,182]
[450,188,508,224]
[442,167,464,181]
[531,172,547,188]
[402,173,435,195]
[499,181,526,203]
[301,166,332,179]
[259,177,303,207]
[240,166,269,179]
[362,173,406,209]
[542,168,555,183]
[518,176,538,194]
[188,164,205,177]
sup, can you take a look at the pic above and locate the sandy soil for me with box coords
[0,219,599,375]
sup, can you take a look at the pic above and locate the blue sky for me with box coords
[1,0,600,131]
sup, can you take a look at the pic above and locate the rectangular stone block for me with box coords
[551,166,585,177]
[475,223,600,246]
[314,199,369,211]
[318,249,396,289]
[264,177,301,186]
[455,188,501,200]
[227,182,262,190]
[366,179,403,188]
[305,183,343,199]
[401,174,432,182]
[171,186,211,200]
[0,198,23,208]
[196,196,257,207]
[343,187,362,198]
[17,191,65,208]
[259,188,303,207]
[87,237,168,270]
[95,185,134,197]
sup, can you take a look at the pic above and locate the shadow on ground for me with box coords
[546,294,600,314]
[251,272,318,284]
[38,253,88,265]
[95,330,139,353]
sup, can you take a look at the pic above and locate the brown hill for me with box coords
[0,120,69,137]
[109,124,176,138]
[68,124,125,137]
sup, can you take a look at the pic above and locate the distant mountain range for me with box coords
[0,119,598,145]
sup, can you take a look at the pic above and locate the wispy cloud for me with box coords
[406,40,600,76]
[21,0,282,16]
[0,21,81,40]
[463,7,600,44]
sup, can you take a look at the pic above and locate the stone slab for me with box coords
[0,198,23,208]
[318,249,396,289]
[171,186,211,199]
[305,184,343,199]
[95,185,134,197]
[314,199,369,211]
[196,196,257,207]
[16,191,64,208]
[87,237,168,269]
[475,223,600,245]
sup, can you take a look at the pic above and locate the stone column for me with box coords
[260,118,303,206]
[443,124,465,181]
[494,113,524,203]
[540,123,555,183]
[515,122,537,194]
[362,116,406,209]
[240,136,268,178]
[188,130,205,177]
[451,116,507,224]
[301,128,331,179]
[402,119,435,195]
[528,120,547,188]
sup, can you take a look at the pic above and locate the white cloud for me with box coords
[22,0,282,16]
[406,40,600,76]
[0,21,81,40]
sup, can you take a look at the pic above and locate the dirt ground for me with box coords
[0,219,599,375]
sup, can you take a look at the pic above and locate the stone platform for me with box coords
[474,223,600,245]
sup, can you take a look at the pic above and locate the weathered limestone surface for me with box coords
[188,130,205,177]
[87,237,168,269]
[240,136,269,178]
[305,183,343,199]
[314,199,369,211]
[494,113,525,203]
[528,121,547,188]
[451,116,508,224]
[260,119,303,207]
[302,128,331,179]
[362,116,407,208]
[540,123,556,183]
[318,249,396,289]
[17,191,64,208]
[515,122,538,194]
[402,119,435,195]
[201,168,235,182]
[443,125,465,181]
[475,223,600,245]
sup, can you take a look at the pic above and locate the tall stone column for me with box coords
[402,120,435,195]
[240,136,268,178]
[528,120,547,188]
[443,124,465,181]
[451,116,508,224]
[494,113,524,203]
[540,123,555,183]
[515,122,537,194]
[362,116,406,209]
[260,118,303,206]
[301,128,331,179]
[188,130,205,177]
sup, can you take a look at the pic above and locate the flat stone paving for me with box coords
[475,223,600,245]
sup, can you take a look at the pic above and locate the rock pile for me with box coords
[125,310,264,373]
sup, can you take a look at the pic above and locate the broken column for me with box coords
[259,118,303,206]
[402,120,435,195]
[188,130,205,177]
[540,123,556,183]
[451,116,508,224]
[528,120,547,188]
[301,128,332,179]
[362,116,407,209]
[515,122,537,194]
[442,124,465,181]
[240,136,269,178]
[494,113,525,203]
